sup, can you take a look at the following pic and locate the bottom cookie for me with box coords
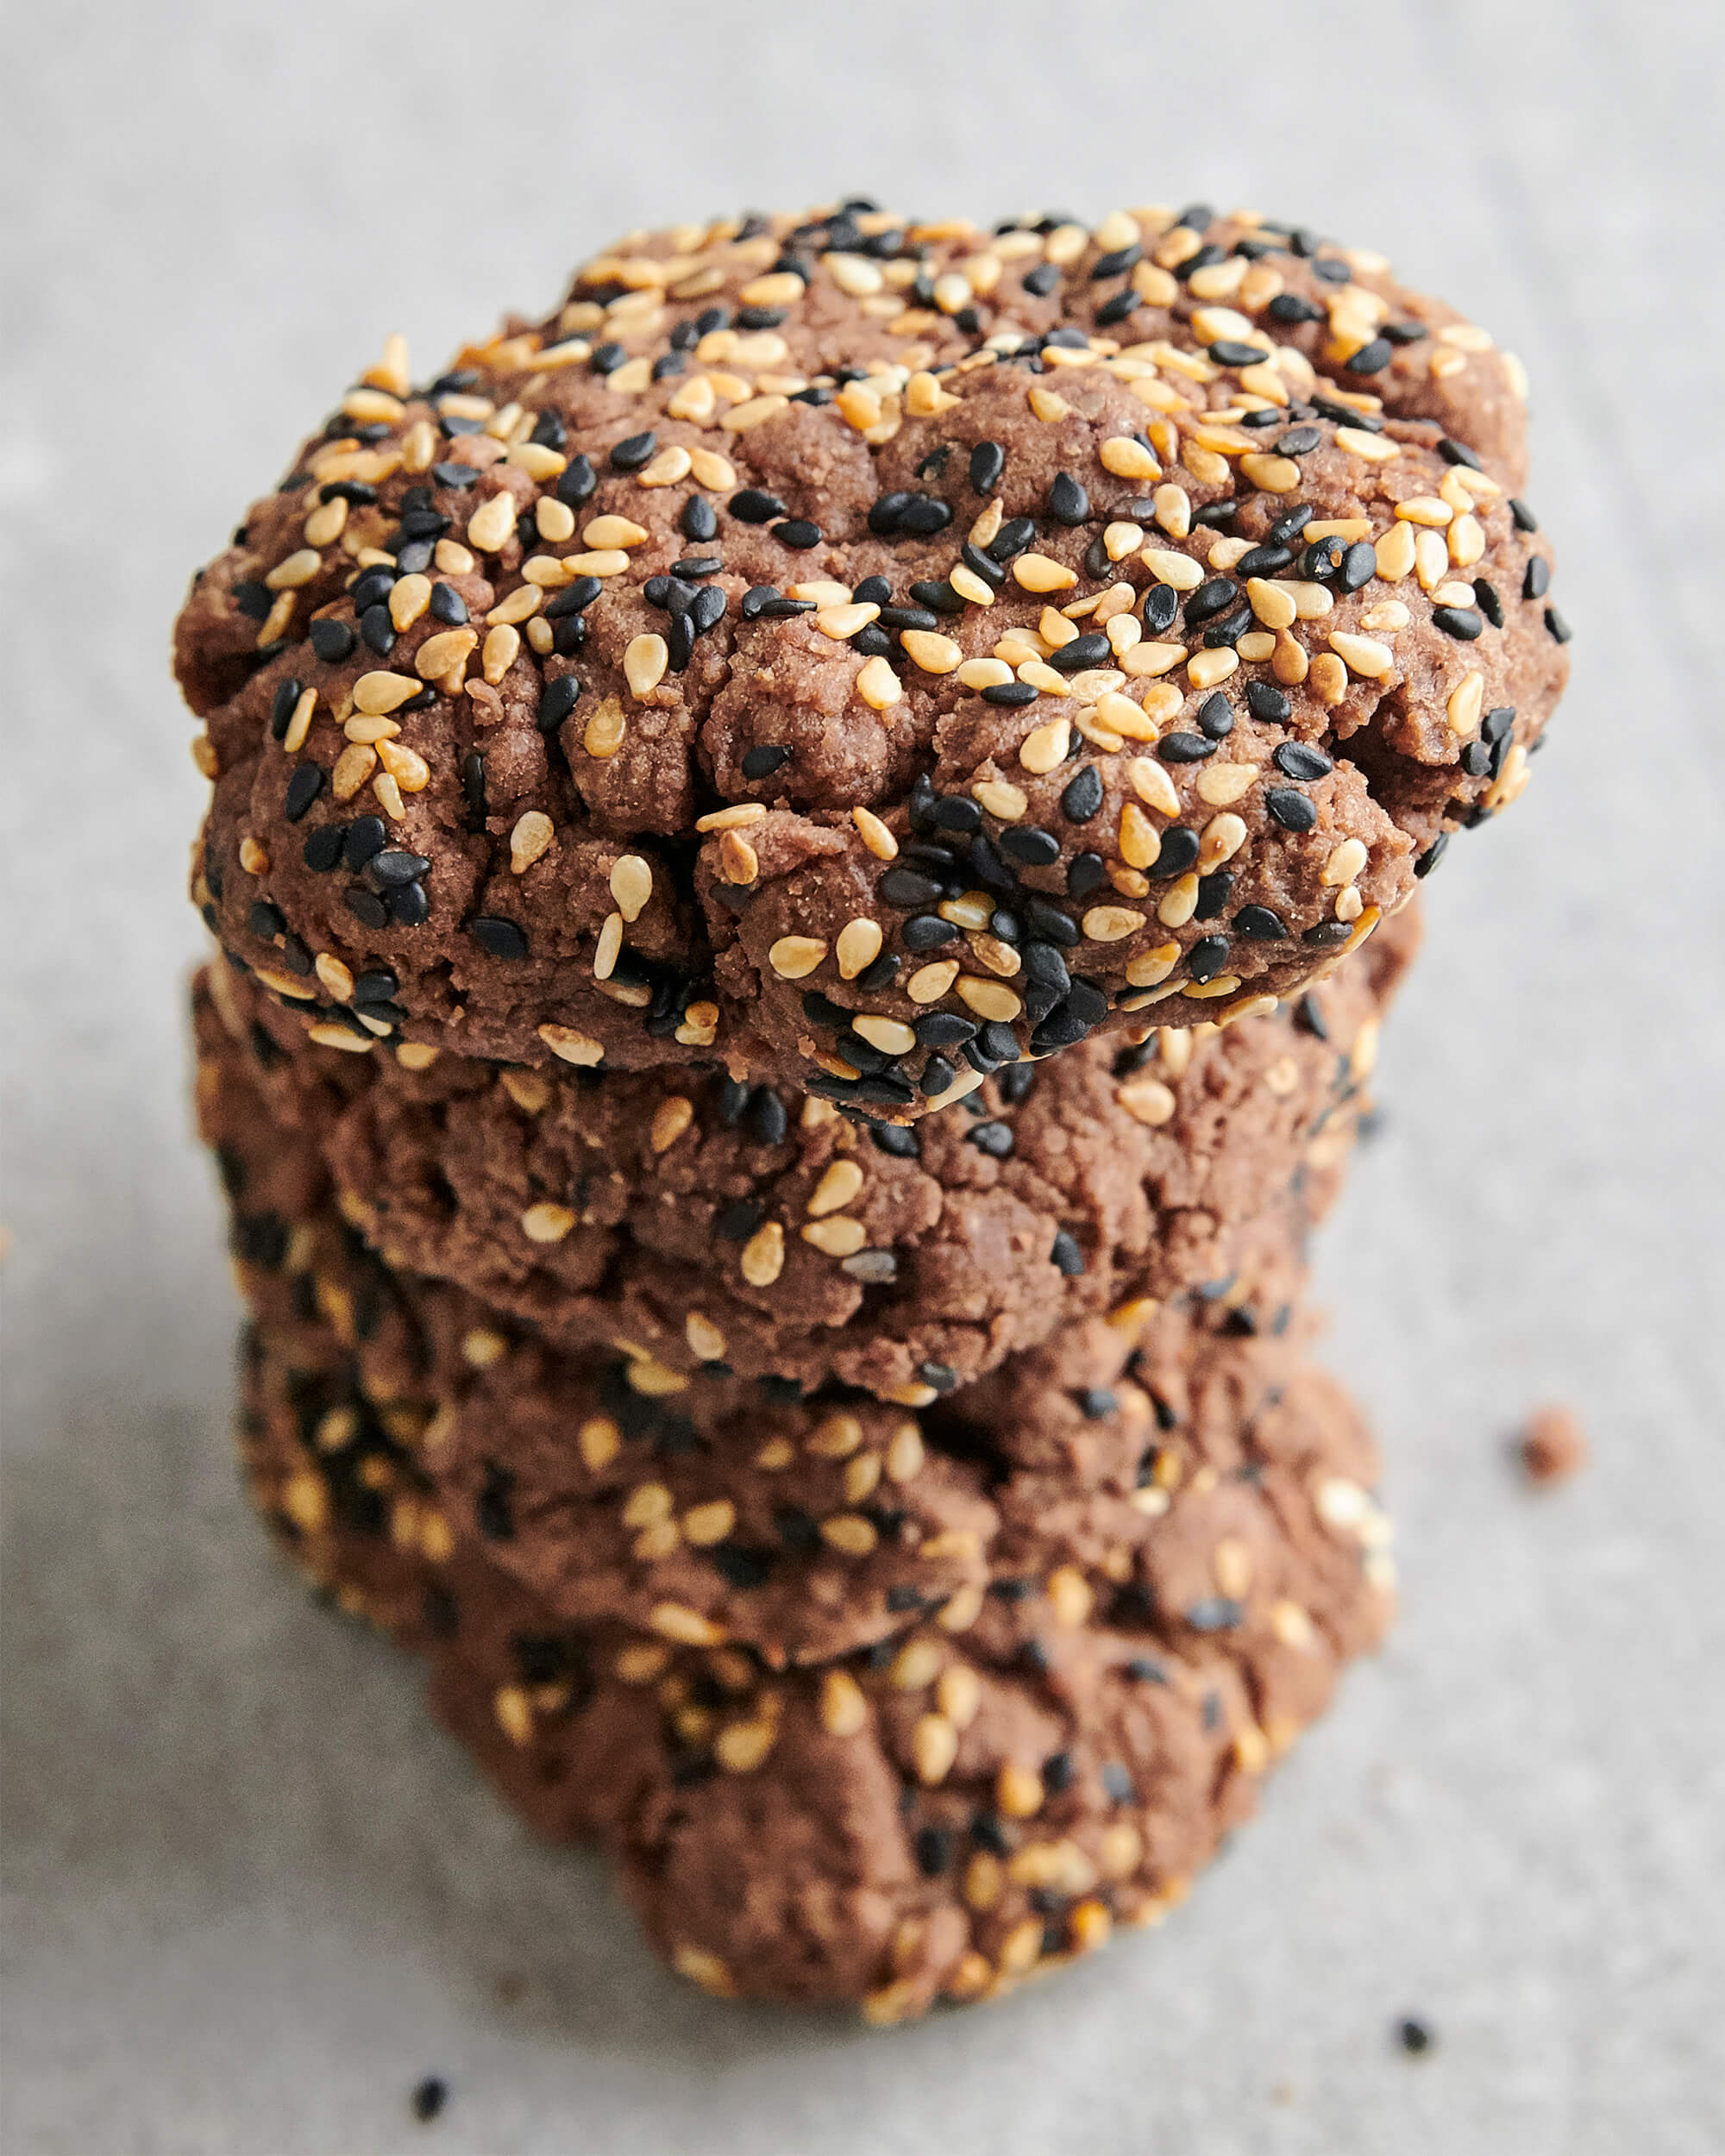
[236,1316,1395,2017]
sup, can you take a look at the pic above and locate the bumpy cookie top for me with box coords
[179,198,1567,1113]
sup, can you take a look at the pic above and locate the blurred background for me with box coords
[3,3,1722,2151]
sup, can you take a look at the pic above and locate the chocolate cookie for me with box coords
[235,1307,1394,2014]
[195,897,1410,1398]
[206,1031,1327,1663]
[179,201,1565,1106]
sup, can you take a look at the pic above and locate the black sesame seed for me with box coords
[1157,733,1215,763]
[774,518,821,549]
[1233,905,1288,941]
[913,1826,953,1877]
[1195,692,1235,740]
[880,868,943,910]
[609,430,656,471]
[468,916,528,960]
[1141,584,1180,634]
[389,881,428,928]
[1264,787,1318,832]
[302,825,345,873]
[681,496,718,542]
[308,618,355,663]
[740,744,791,780]
[1022,262,1060,297]
[342,816,386,871]
[1273,741,1332,780]
[1195,870,1235,918]
[1344,337,1392,375]
[931,795,982,835]
[1059,766,1105,824]
[982,680,1038,707]
[537,674,581,732]
[411,2077,448,2123]
[1414,832,1450,879]
[907,579,964,615]
[1185,578,1239,624]
[268,679,304,742]
[1022,898,1078,947]
[1545,605,1572,644]
[366,849,429,888]
[1000,825,1061,867]
[988,517,1037,562]
[1049,633,1110,674]
[1266,293,1325,324]
[1522,555,1551,601]
[1188,932,1232,981]
[1048,472,1089,525]
[1398,2018,1436,2057]
[897,498,949,539]
[555,455,597,508]
[1509,498,1539,534]
[1235,543,1294,580]
[716,1200,762,1242]
[338,889,386,933]
[919,1054,957,1097]
[966,1120,1013,1158]
[1339,540,1377,592]
[283,764,323,822]
[1050,1230,1085,1275]
[1066,852,1107,898]
[1433,605,1484,641]
[1275,426,1321,456]
[962,442,1005,499]
[870,1123,921,1159]
[731,486,787,524]
[1209,339,1269,367]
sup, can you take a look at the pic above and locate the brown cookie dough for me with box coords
[235,1306,1395,2015]
[194,897,1411,1398]
[179,201,1563,1106]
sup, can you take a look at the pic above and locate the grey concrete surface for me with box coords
[3,2,1722,2150]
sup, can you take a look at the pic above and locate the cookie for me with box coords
[208,1055,1326,1663]
[178,201,1565,1106]
[195,895,1410,1398]
[235,1309,1395,2015]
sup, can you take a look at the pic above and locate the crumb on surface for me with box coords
[411,2076,448,2123]
[1517,1404,1589,1487]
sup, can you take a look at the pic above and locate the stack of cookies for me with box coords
[175,200,1567,2018]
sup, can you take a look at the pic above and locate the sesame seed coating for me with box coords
[178,200,1563,1099]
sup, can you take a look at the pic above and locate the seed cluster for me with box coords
[181,197,1565,1104]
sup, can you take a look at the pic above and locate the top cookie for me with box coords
[179,199,1567,1112]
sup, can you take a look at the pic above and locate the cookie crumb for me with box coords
[1517,1404,1589,1487]
[411,2077,448,2123]
[1396,2016,1435,2056]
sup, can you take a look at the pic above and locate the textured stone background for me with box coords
[3,3,1721,2150]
